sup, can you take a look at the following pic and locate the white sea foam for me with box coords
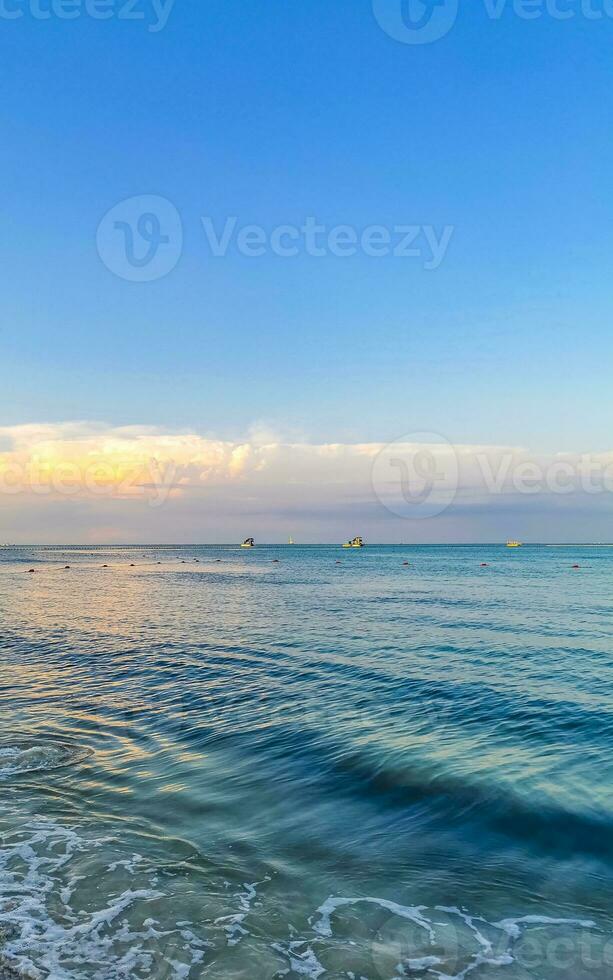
[305,895,603,980]
[271,940,327,978]
[0,814,211,979]
[313,896,435,941]
[214,876,271,946]
[107,854,145,874]
[0,741,92,780]
[406,956,443,971]
[493,913,596,938]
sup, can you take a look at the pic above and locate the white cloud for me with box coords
[1,422,612,543]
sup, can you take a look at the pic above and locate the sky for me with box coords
[1,0,612,542]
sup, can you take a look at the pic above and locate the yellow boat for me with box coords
[506,540,522,548]
[241,537,255,548]
[343,536,364,549]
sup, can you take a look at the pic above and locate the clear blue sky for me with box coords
[2,0,612,453]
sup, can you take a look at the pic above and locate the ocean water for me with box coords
[0,543,612,979]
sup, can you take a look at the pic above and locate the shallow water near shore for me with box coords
[0,543,612,978]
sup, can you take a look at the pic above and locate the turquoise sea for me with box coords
[0,544,612,979]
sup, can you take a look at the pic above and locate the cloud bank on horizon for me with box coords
[1,422,612,544]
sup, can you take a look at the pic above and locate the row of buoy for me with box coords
[25,559,209,571]
[24,559,584,573]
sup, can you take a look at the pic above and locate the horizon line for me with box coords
[2,542,613,549]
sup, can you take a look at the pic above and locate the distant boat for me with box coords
[342,536,364,549]
[506,540,522,548]
[241,537,255,548]
[288,536,294,545]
